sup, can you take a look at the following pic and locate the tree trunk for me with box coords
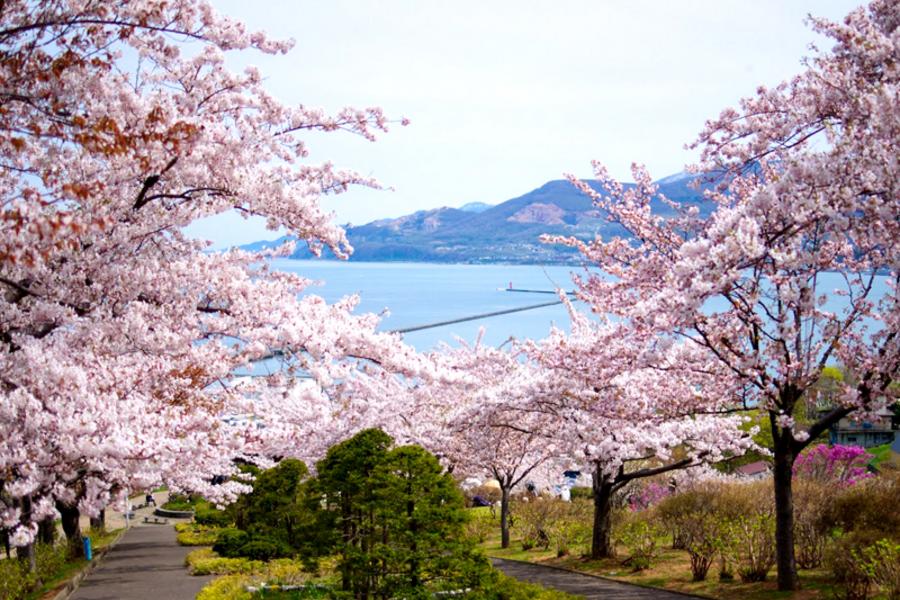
[89,509,105,532]
[591,471,615,559]
[773,423,799,591]
[38,517,56,545]
[500,486,511,549]
[57,502,84,559]
[17,495,37,573]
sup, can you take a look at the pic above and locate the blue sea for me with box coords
[268,259,892,352]
[270,259,589,350]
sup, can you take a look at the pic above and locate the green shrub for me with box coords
[0,542,69,600]
[0,557,30,600]
[721,513,777,583]
[569,486,592,500]
[828,533,900,600]
[253,585,330,599]
[315,431,486,598]
[546,501,592,558]
[195,503,231,527]
[793,479,829,569]
[616,517,663,571]
[239,539,293,562]
[465,511,496,544]
[214,528,251,558]
[820,473,900,538]
[512,495,564,552]
[656,485,721,581]
[859,539,900,600]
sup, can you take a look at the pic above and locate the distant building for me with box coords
[830,407,897,448]
[734,460,771,480]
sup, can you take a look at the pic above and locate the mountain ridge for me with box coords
[243,172,714,264]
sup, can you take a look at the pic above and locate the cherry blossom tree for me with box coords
[408,338,560,549]
[528,307,756,558]
[0,0,420,560]
[332,333,552,548]
[552,0,898,587]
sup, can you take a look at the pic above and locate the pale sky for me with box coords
[185,0,864,249]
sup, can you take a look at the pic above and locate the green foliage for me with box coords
[616,516,664,571]
[253,586,330,599]
[465,510,497,544]
[858,539,900,600]
[214,528,251,558]
[194,556,315,599]
[719,513,777,582]
[568,486,592,500]
[511,496,562,552]
[656,485,722,581]
[239,539,293,562]
[215,458,323,565]
[545,500,592,558]
[315,429,492,599]
[0,558,30,600]
[0,542,70,600]
[195,501,231,527]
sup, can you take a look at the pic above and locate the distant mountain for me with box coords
[244,172,716,264]
[458,201,493,213]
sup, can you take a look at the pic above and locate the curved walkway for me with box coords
[68,520,209,600]
[492,558,700,599]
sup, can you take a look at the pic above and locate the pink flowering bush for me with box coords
[793,444,873,486]
[628,482,672,512]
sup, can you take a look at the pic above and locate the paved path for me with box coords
[492,558,699,599]
[69,522,211,600]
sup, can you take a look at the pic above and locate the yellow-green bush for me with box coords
[0,542,70,600]
[793,479,829,569]
[196,573,253,600]
[546,500,592,558]
[616,515,664,571]
[186,547,263,575]
[194,557,316,600]
[175,522,222,546]
[465,510,496,543]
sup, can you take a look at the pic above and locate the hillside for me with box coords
[245,172,715,264]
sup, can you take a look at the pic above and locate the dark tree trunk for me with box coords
[89,509,105,532]
[500,486,511,549]
[17,495,36,573]
[57,502,84,559]
[38,517,56,545]
[591,470,615,559]
[773,428,799,591]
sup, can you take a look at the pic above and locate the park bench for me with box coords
[143,516,169,525]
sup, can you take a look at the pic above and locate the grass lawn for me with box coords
[869,443,899,470]
[473,508,838,600]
